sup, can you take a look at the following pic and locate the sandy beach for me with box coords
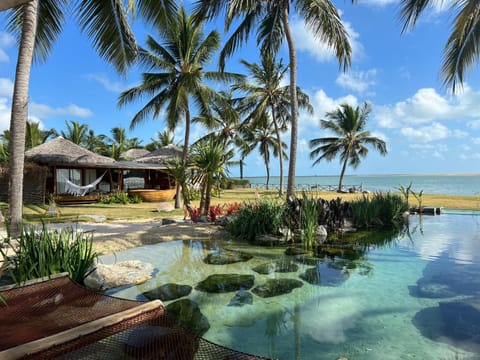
[40,219,228,255]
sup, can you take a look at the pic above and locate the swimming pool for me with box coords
[106,214,480,359]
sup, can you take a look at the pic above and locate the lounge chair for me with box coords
[0,273,271,359]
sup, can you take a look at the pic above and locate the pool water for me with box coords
[105,214,480,360]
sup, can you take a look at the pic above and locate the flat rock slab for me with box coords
[299,263,348,287]
[252,278,303,298]
[84,260,153,290]
[165,299,210,337]
[142,283,192,301]
[196,274,255,293]
[252,260,299,275]
[228,290,253,307]
[203,250,253,265]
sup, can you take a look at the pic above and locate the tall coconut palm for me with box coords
[4,0,175,235]
[309,102,387,192]
[194,0,352,199]
[85,129,108,154]
[118,7,242,208]
[244,112,288,190]
[400,0,480,90]
[235,53,313,195]
[25,121,57,149]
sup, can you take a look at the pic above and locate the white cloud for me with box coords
[291,14,363,63]
[401,122,450,142]
[84,73,124,93]
[0,98,11,132]
[336,69,377,94]
[0,32,14,63]
[376,85,480,129]
[312,89,359,120]
[0,78,14,97]
[30,102,93,119]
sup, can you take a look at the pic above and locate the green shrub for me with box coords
[350,192,408,229]
[227,199,285,242]
[100,191,134,204]
[298,192,320,249]
[0,225,97,284]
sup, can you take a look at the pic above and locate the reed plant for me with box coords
[0,224,97,284]
[298,192,320,249]
[227,199,285,242]
[350,192,408,229]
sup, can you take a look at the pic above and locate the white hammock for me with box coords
[62,171,107,196]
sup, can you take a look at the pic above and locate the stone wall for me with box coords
[0,163,48,205]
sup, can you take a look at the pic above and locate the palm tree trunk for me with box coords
[338,155,349,192]
[8,0,38,236]
[176,107,191,209]
[270,102,283,196]
[283,8,299,200]
[204,179,212,216]
[265,158,270,190]
[239,157,244,179]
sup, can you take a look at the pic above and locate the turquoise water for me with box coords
[106,214,480,359]
[245,175,480,196]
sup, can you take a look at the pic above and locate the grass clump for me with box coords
[227,199,285,242]
[1,224,97,284]
[350,192,408,229]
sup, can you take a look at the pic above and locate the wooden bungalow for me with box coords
[22,137,181,204]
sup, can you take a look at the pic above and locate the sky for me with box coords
[1,1,480,178]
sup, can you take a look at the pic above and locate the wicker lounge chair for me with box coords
[0,273,271,359]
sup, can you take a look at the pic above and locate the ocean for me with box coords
[243,174,480,196]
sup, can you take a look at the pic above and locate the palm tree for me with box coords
[85,129,108,154]
[191,139,233,216]
[194,0,352,199]
[244,112,288,190]
[5,0,175,234]
[25,121,57,149]
[146,130,177,151]
[400,0,480,90]
[309,102,387,192]
[235,53,313,195]
[61,120,89,146]
[118,6,242,208]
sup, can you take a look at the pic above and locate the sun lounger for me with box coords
[0,273,271,359]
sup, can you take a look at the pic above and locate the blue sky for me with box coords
[1,1,480,178]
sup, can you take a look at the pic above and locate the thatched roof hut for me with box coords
[136,144,183,165]
[120,148,150,160]
[25,137,114,167]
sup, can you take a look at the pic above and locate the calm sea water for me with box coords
[107,214,480,360]
[244,174,480,196]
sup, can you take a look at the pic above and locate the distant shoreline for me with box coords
[242,173,480,178]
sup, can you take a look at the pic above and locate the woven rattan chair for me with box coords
[0,273,271,360]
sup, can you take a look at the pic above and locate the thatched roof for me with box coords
[25,137,115,167]
[136,144,183,164]
[0,0,32,11]
[120,148,150,160]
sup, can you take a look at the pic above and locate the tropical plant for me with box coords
[235,53,313,195]
[190,139,233,215]
[400,0,480,90]
[4,0,176,236]
[309,102,388,192]
[85,129,108,155]
[0,224,97,284]
[397,182,413,205]
[227,199,285,242]
[243,112,288,190]
[194,0,352,199]
[118,6,242,208]
[350,193,408,229]
[298,192,320,250]
[146,130,178,151]
[61,120,89,146]
[25,121,57,149]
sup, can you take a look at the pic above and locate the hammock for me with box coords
[62,171,107,196]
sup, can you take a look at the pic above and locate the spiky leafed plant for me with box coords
[194,0,352,199]
[309,102,387,192]
[118,6,242,208]
[5,0,176,234]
